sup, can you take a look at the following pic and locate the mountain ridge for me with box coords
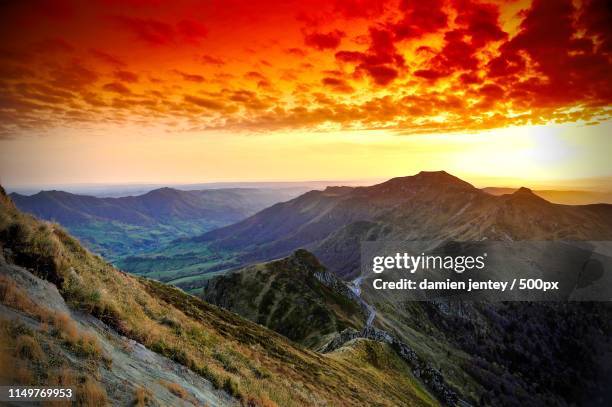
[10,187,305,260]
[123,171,612,286]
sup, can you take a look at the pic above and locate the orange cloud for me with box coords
[0,0,609,138]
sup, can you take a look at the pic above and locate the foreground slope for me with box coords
[0,185,437,406]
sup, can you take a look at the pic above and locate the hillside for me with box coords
[11,187,302,260]
[0,185,440,406]
[202,249,365,349]
[129,171,612,406]
[122,171,612,287]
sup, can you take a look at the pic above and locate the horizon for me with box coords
[5,170,612,197]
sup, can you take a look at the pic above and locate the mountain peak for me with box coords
[143,187,180,197]
[507,186,550,204]
[381,171,475,190]
[513,187,534,196]
[415,170,458,180]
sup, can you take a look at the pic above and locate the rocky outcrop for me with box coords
[0,258,235,406]
[322,326,460,406]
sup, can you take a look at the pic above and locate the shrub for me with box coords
[213,351,239,374]
[77,378,107,407]
[222,377,241,398]
[15,335,45,363]
[193,364,222,389]
[76,332,102,359]
[52,312,79,344]
[0,275,42,317]
[48,367,78,387]
[160,380,188,399]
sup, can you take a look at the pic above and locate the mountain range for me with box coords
[10,187,305,260]
[121,171,612,288]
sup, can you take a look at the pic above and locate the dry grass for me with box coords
[77,378,108,407]
[48,366,78,387]
[0,317,108,407]
[14,364,34,385]
[133,386,152,407]
[0,276,104,361]
[0,275,46,317]
[159,379,189,399]
[15,334,46,362]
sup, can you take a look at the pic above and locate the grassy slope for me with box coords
[117,240,240,290]
[69,218,223,261]
[202,251,364,349]
[0,186,436,406]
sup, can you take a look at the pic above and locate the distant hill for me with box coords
[10,187,305,260]
[122,171,612,286]
[482,187,612,205]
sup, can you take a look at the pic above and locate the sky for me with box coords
[0,0,610,189]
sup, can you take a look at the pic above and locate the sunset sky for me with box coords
[0,0,610,189]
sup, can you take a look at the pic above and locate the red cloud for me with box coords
[113,16,175,45]
[499,0,611,107]
[285,48,307,57]
[304,30,345,50]
[245,71,266,81]
[335,27,404,85]
[89,49,125,67]
[322,77,354,93]
[103,82,131,94]
[414,69,446,81]
[174,70,205,82]
[184,95,224,110]
[333,0,386,19]
[200,55,224,65]
[32,37,74,53]
[176,19,207,43]
[362,65,398,86]
[114,70,139,83]
[391,0,448,40]
[1,0,610,136]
